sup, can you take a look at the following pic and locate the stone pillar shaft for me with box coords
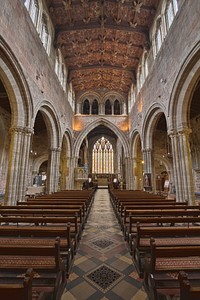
[170,129,194,204]
[5,126,33,205]
[47,147,61,194]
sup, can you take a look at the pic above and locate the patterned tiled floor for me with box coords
[61,189,148,300]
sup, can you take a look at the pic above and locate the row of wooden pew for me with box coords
[0,189,96,300]
[109,189,200,300]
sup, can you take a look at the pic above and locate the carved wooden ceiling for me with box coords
[46,0,160,95]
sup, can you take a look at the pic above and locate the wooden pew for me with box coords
[143,239,200,300]
[0,208,84,230]
[0,268,36,300]
[120,204,191,231]
[133,225,200,277]
[178,271,200,300]
[127,216,200,251]
[18,200,90,220]
[5,205,86,227]
[122,208,200,236]
[0,215,80,277]
[112,197,173,215]
[0,237,66,300]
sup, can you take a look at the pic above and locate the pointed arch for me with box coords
[74,118,130,159]
[34,101,62,148]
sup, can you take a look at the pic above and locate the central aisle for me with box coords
[61,189,147,300]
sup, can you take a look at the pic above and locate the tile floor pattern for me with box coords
[61,189,148,300]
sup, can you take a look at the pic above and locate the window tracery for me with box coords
[92,137,114,174]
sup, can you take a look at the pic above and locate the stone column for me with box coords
[18,127,33,201]
[122,102,127,115]
[125,157,133,189]
[68,156,75,189]
[47,147,61,194]
[99,102,104,115]
[142,148,154,191]
[170,129,194,204]
[143,148,153,173]
[54,148,61,192]
[76,102,81,114]
[5,126,33,205]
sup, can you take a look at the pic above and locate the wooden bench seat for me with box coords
[133,225,200,277]
[18,200,90,220]
[112,197,173,214]
[0,268,39,300]
[143,240,200,300]
[0,237,65,300]
[0,208,84,229]
[178,271,200,300]
[0,217,79,276]
[127,216,200,248]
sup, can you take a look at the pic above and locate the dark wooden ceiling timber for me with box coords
[48,0,159,95]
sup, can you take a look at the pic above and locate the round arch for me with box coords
[168,41,200,131]
[0,37,33,127]
[34,101,62,149]
[130,130,142,157]
[78,91,101,103]
[102,91,125,104]
[142,102,168,149]
[32,154,48,174]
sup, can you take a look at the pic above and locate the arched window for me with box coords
[83,99,90,114]
[105,99,112,115]
[92,137,114,174]
[166,0,178,30]
[29,0,39,26]
[114,100,121,115]
[92,99,99,115]
[55,51,60,76]
[166,1,173,29]
[24,0,31,10]
[155,18,162,53]
[40,13,49,51]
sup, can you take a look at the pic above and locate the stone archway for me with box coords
[0,38,33,204]
[168,42,200,203]
[130,131,143,190]
[32,103,62,194]
[141,104,169,192]
[59,130,73,190]
[73,118,132,189]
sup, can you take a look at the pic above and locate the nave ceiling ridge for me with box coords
[46,0,159,95]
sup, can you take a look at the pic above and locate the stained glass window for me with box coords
[92,137,114,174]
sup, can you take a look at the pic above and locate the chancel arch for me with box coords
[74,119,131,189]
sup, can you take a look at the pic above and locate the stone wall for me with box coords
[129,0,200,134]
[0,0,73,133]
